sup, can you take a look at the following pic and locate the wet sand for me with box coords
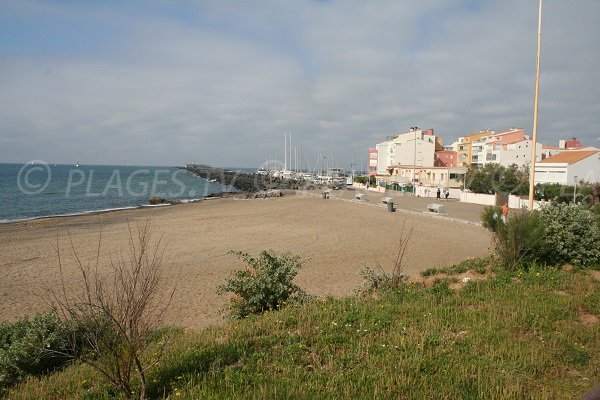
[0,190,491,329]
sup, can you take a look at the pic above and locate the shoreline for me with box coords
[0,193,242,226]
[0,191,491,329]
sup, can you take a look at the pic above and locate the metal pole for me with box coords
[284,132,287,171]
[528,0,543,210]
[413,128,417,194]
[573,176,578,203]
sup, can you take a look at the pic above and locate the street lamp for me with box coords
[573,175,578,203]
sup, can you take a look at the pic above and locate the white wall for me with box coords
[568,155,600,184]
[534,163,568,184]
[415,186,461,199]
[509,194,544,210]
[460,192,496,206]
[375,142,390,175]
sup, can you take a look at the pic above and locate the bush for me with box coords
[358,265,407,294]
[483,203,600,270]
[539,203,600,267]
[591,203,600,221]
[0,313,74,391]
[218,250,310,319]
[52,221,174,400]
[481,206,504,232]
[493,210,546,271]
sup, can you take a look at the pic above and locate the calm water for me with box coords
[0,163,235,222]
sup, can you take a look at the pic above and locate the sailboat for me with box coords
[75,161,80,167]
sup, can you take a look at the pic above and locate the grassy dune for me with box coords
[6,268,600,399]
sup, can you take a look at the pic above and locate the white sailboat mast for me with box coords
[284,132,287,171]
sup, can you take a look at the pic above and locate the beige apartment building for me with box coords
[453,130,495,167]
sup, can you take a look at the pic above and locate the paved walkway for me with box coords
[302,188,486,225]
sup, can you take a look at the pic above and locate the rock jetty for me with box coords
[181,164,303,193]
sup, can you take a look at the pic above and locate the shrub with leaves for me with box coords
[218,250,309,319]
[0,313,73,391]
[481,206,504,232]
[493,210,546,271]
[539,203,600,267]
[592,203,600,218]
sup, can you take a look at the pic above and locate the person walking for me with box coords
[501,203,509,223]
[436,188,441,200]
[444,189,449,201]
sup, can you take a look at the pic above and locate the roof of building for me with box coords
[494,128,524,136]
[462,131,494,139]
[542,145,561,150]
[539,150,599,165]
[502,137,529,146]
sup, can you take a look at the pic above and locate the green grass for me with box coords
[420,257,491,277]
[5,269,600,400]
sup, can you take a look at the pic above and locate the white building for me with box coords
[382,165,466,188]
[534,151,600,184]
[375,128,437,176]
[467,129,542,167]
[484,139,543,167]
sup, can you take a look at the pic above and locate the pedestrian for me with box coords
[444,189,449,201]
[501,203,509,223]
[436,188,441,199]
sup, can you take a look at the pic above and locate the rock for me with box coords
[181,164,301,193]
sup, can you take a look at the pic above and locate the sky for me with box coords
[1,0,599,169]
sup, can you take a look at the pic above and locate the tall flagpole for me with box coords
[528,0,543,210]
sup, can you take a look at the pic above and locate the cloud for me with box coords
[0,0,599,168]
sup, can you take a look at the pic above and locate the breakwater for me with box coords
[182,164,302,193]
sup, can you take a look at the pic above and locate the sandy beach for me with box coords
[0,189,491,329]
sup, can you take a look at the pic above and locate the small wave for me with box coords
[0,205,143,224]
[179,198,204,204]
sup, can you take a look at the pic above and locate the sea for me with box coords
[0,163,245,223]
